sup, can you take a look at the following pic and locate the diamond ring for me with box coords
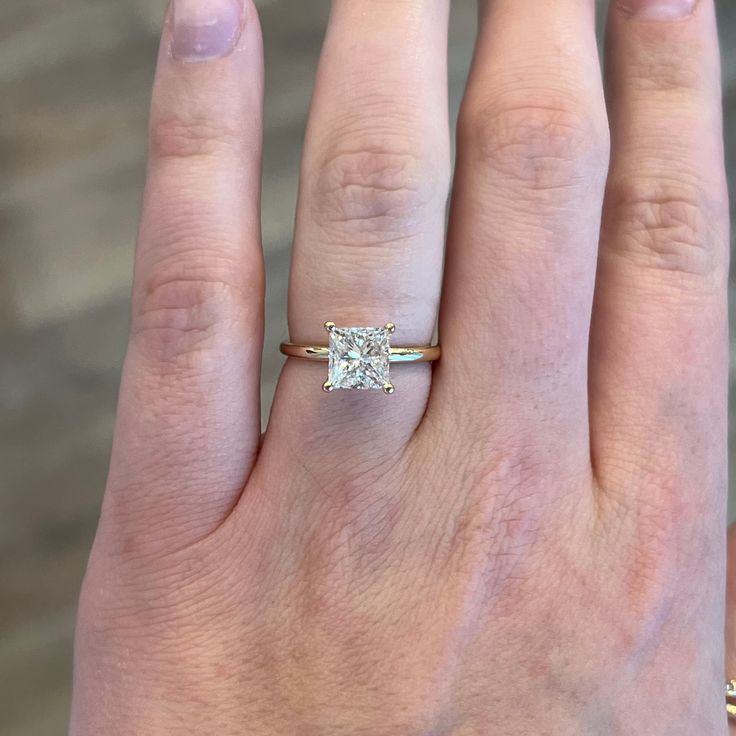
[280,322,441,394]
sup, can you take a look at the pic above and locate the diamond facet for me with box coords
[327,326,391,390]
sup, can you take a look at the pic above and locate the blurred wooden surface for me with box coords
[0,1,734,733]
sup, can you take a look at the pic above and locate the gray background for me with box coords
[1,1,734,733]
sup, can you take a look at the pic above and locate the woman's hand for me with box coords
[70,0,730,733]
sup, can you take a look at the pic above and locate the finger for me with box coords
[269,0,451,454]
[589,0,728,518]
[433,0,608,467]
[100,0,265,554]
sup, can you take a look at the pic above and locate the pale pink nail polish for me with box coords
[172,0,244,62]
[619,0,697,20]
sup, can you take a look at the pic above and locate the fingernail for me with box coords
[172,0,244,62]
[619,0,697,20]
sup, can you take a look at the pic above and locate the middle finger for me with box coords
[435,0,609,472]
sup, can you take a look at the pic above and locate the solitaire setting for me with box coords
[325,322,395,394]
[279,322,440,394]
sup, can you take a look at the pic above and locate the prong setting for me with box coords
[326,324,392,392]
[280,320,438,394]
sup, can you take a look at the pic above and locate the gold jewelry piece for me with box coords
[280,322,440,394]
[727,680,736,719]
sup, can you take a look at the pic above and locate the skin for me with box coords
[70,0,732,733]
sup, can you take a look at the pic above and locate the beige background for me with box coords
[1,1,734,733]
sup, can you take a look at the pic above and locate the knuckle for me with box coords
[598,510,677,650]
[132,200,263,365]
[605,176,724,280]
[149,113,241,161]
[459,94,609,190]
[598,465,709,648]
[131,265,256,366]
[308,144,442,245]
[625,43,702,96]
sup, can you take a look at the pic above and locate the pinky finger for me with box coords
[100,0,265,554]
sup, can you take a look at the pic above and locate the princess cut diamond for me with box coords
[327,326,392,391]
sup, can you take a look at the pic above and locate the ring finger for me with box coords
[268,0,451,456]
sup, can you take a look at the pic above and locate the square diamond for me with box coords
[328,326,391,390]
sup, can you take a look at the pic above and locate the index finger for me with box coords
[102,0,265,555]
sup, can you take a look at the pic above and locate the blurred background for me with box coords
[0,1,734,733]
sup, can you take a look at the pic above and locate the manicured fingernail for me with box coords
[619,0,697,20]
[172,0,243,62]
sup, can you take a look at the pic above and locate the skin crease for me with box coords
[70,1,731,735]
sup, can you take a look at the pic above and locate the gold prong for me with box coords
[323,381,334,393]
[324,321,337,333]
[385,322,396,334]
[383,382,395,395]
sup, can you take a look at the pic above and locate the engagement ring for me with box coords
[280,322,441,394]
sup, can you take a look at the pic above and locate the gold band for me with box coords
[726,680,736,719]
[280,342,441,364]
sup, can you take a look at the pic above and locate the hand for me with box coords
[70,0,730,733]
